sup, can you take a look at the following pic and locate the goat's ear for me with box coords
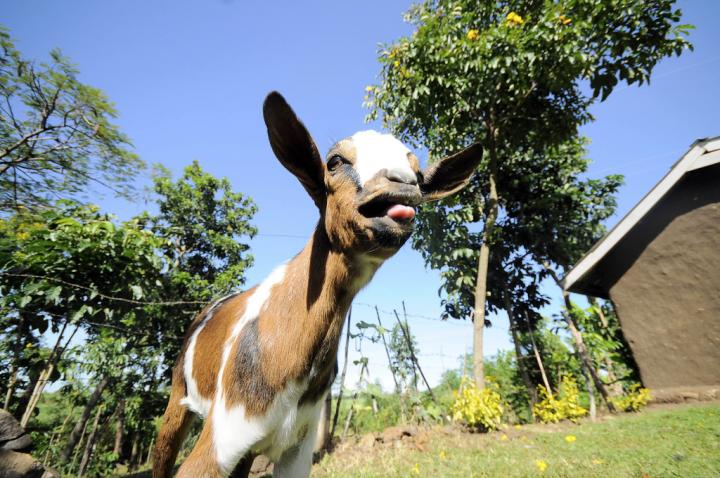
[419,143,483,202]
[263,92,326,210]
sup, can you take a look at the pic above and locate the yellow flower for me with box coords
[514,424,522,429]
[535,460,548,472]
[565,435,577,443]
[466,29,479,40]
[393,60,400,68]
[16,231,29,240]
[388,47,398,59]
[506,12,525,26]
[365,85,374,93]
[558,14,572,25]
[500,434,509,441]
[592,458,604,465]
[439,451,447,461]
[411,463,420,475]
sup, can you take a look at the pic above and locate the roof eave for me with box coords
[563,136,720,296]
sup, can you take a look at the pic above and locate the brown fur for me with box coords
[222,227,362,415]
[193,291,254,398]
[152,360,195,478]
[175,411,223,478]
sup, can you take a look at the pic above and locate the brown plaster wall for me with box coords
[609,171,720,397]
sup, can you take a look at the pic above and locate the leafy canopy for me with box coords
[367,0,690,321]
[0,27,143,210]
[368,0,691,155]
[147,160,258,299]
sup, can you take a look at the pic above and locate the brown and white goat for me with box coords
[152,92,482,478]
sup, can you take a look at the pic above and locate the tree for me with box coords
[0,27,144,211]
[142,161,258,370]
[368,0,691,388]
[0,201,163,424]
[388,321,419,392]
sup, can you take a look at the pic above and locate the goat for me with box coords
[152,92,482,478]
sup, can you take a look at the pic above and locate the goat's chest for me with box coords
[253,383,324,460]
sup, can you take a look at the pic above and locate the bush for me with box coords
[533,376,587,423]
[612,383,651,412]
[451,377,504,431]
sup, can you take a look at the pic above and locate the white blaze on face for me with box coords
[351,130,414,186]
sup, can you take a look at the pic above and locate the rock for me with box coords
[1,436,34,453]
[41,467,61,478]
[357,433,379,450]
[0,450,45,478]
[250,454,273,475]
[380,425,417,443]
[0,411,33,452]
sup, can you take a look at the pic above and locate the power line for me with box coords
[353,301,469,327]
[0,272,206,306]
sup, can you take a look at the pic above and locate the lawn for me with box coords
[312,403,720,478]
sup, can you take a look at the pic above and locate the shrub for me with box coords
[612,383,651,412]
[451,377,504,431]
[533,376,587,423]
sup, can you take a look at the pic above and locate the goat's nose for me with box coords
[386,168,418,186]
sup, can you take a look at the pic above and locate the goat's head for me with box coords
[263,92,482,258]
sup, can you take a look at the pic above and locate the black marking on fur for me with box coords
[233,319,276,408]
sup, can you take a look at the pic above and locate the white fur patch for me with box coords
[180,292,239,417]
[351,130,414,185]
[181,263,326,476]
[212,264,288,472]
[180,323,213,417]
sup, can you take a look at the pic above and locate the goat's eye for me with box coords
[327,155,346,172]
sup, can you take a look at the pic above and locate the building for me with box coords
[563,137,720,402]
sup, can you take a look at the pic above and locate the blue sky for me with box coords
[4,0,719,390]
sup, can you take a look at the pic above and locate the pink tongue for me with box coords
[386,204,416,220]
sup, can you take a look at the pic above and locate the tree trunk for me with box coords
[561,294,615,413]
[3,313,27,412]
[20,320,68,426]
[128,429,140,472]
[69,415,90,473]
[330,307,352,439]
[113,399,125,458]
[77,405,103,478]
[581,368,597,421]
[145,436,155,467]
[60,375,111,463]
[543,264,615,413]
[588,297,624,396]
[341,398,355,440]
[44,409,73,466]
[502,287,537,407]
[3,366,18,411]
[20,322,80,427]
[525,313,552,397]
[472,143,499,389]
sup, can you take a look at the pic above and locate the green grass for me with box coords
[313,404,720,478]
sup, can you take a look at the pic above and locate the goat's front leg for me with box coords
[273,401,324,478]
[273,434,316,478]
[175,418,227,478]
[176,409,256,478]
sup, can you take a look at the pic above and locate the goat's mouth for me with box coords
[358,190,421,223]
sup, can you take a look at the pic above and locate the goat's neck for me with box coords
[264,223,382,373]
[292,223,381,326]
